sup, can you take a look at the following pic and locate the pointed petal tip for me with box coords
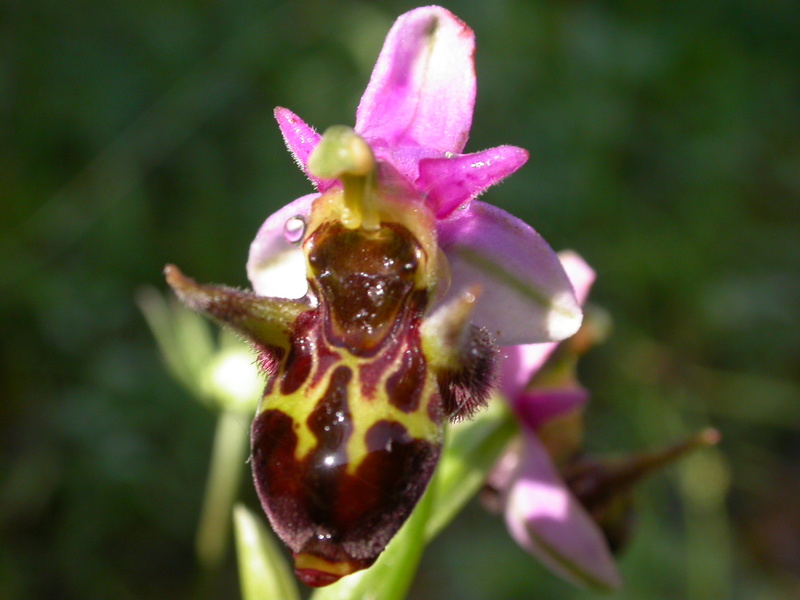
[420,145,530,218]
[273,107,330,189]
[163,263,195,298]
[557,250,596,306]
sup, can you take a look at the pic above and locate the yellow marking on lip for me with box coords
[294,552,358,577]
[265,347,441,474]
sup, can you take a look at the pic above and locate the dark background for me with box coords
[2,1,799,598]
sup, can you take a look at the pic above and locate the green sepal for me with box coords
[234,504,301,600]
[165,264,306,351]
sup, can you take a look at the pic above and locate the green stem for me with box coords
[196,409,250,569]
[426,398,517,541]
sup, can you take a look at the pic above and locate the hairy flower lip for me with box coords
[249,6,581,347]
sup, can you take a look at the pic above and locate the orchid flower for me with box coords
[494,254,719,591]
[247,6,581,346]
[494,253,623,591]
[166,5,582,588]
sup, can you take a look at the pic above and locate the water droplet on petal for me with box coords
[283,216,306,244]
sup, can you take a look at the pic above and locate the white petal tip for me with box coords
[546,293,583,341]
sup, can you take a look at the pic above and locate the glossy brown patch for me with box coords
[280,334,314,395]
[251,405,441,575]
[251,409,304,529]
[279,310,318,395]
[386,345,427,412]
[335,420,440,560]
[305,221,423,353]
[306,366,354,481]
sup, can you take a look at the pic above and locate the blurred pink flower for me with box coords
[497,253,622,591]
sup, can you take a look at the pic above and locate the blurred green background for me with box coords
[2,1,799,598]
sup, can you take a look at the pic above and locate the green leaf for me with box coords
[137,286,215,400]
[234,504,300,600]
[196,411,250,569]
[426,398,517,541]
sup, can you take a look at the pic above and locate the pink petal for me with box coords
[273,107,333,192]
[501,343,556,399]
[355,6,476,153]
[505,432,621,591]
[438,201,582,345]
[369,142,443,188]
[418,146,529,218]
[512,387,590,431]
[247,193,317,298]
[558,250,596,306]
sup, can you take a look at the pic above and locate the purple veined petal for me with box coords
[355,6,476,154]
[418,146,529,219]
[512,387,590,431]
[274,107,334,192]
[247,193,317,298]
[438,201,582,345]
[505,431,621,591]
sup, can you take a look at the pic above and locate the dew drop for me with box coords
[283,216,306,244]
[367,283,385,302]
